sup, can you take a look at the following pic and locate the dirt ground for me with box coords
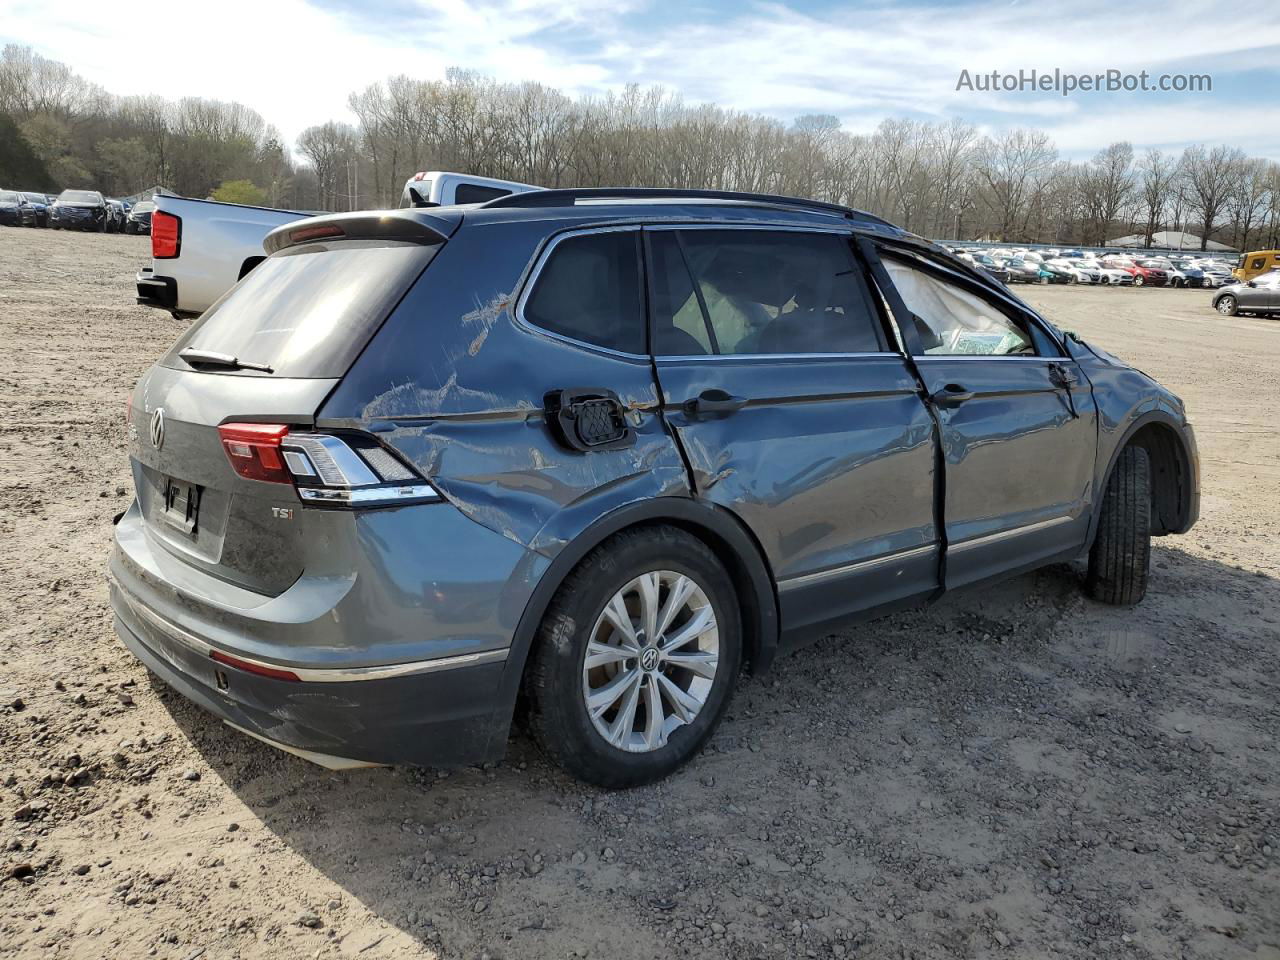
[1,226,1277,960]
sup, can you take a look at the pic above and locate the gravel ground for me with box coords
[1,227,1277,960]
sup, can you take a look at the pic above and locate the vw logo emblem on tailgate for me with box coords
[150,408,166,450]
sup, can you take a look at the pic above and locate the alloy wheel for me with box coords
[581,570,719,753]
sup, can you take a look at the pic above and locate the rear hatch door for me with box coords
[128,236,443,595]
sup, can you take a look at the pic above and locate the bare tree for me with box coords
[1182,144,1245,250]
[971,129,1058,241]
[1137,149,1177,247]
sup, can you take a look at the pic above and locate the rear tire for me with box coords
[525,526,741,788]
[1086,446,1151,606]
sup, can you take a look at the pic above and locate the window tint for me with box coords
[523,231,644,354]
[649,230,887,356]
[455,184,511,204]
[163,241,439,378]
[882,258,1036,357]
[1252,258,1267,270]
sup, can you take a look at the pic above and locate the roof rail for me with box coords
[479,187,892,225]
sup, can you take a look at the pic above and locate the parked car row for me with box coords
[0,187,151,233]
[947,245,1240,289]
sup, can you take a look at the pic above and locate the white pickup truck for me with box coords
[135,171,540,317]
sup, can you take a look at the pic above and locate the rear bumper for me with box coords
[136,270,180,312]
[112,598,508,767]
[107,496,545,767]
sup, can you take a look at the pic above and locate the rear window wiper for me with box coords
[179,348,274,373]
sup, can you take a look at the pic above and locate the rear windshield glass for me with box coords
[162,240,438,378]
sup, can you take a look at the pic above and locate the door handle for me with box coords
[929,383,974,407]
[684,389,748,417]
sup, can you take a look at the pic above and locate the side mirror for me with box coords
[1246,280,1257,288]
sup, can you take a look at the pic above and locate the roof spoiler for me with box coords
[263,209,461,254]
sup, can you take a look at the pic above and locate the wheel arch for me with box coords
[482,497,781,757]
[1087,412,1196,550]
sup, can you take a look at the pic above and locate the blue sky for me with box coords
[5,0,1279,160]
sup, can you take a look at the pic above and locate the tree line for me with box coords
[3,45,1277,251]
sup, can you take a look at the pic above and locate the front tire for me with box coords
[1133,274,1145,287]
[1216,295,1238,316]
[526,526,741,788]
[1086,446,1151,606]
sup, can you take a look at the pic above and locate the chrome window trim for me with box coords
[513,224,650,361]
[911,355,1065,362]
[116,585,507,682]
[643,221,854,236]
[657,351,900,362]
[778,544,936,591]
[948,514,1075,551]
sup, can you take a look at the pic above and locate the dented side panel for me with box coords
[318,218,692,557]
[653,354,940,631]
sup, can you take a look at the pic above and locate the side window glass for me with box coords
[455,184,511,204]
[523,231,643,354]
[651,230,887,356]
[648,233,713,355]
[882,258,1036,357]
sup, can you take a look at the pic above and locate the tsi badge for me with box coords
[271,506,295,521]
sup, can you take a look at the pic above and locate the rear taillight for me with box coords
[217,422,439,506]
[152,211,181,259]
[218,423,291,483]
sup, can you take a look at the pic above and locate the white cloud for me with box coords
[2,0,1278,158]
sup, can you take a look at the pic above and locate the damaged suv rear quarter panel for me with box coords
[317,213,692,560]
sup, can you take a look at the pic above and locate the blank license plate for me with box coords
[161,478,200,535]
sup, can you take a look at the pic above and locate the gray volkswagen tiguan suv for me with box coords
[110,188,1199,787]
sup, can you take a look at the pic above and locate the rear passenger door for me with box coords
[645,226,940,641]
[873,247,1097,589]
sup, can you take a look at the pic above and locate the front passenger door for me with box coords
[876,249,1098,589]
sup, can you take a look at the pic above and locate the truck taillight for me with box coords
[217,423,440,506]
[152,211,181,259]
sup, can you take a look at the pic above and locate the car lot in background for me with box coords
[126,199,154,234]
[105,199,128,232]
[49,189,109,231]
[0,189,39,226]
[20,191,50,226]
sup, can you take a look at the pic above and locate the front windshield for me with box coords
[59,190,102,203]
[21,192,44,202]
